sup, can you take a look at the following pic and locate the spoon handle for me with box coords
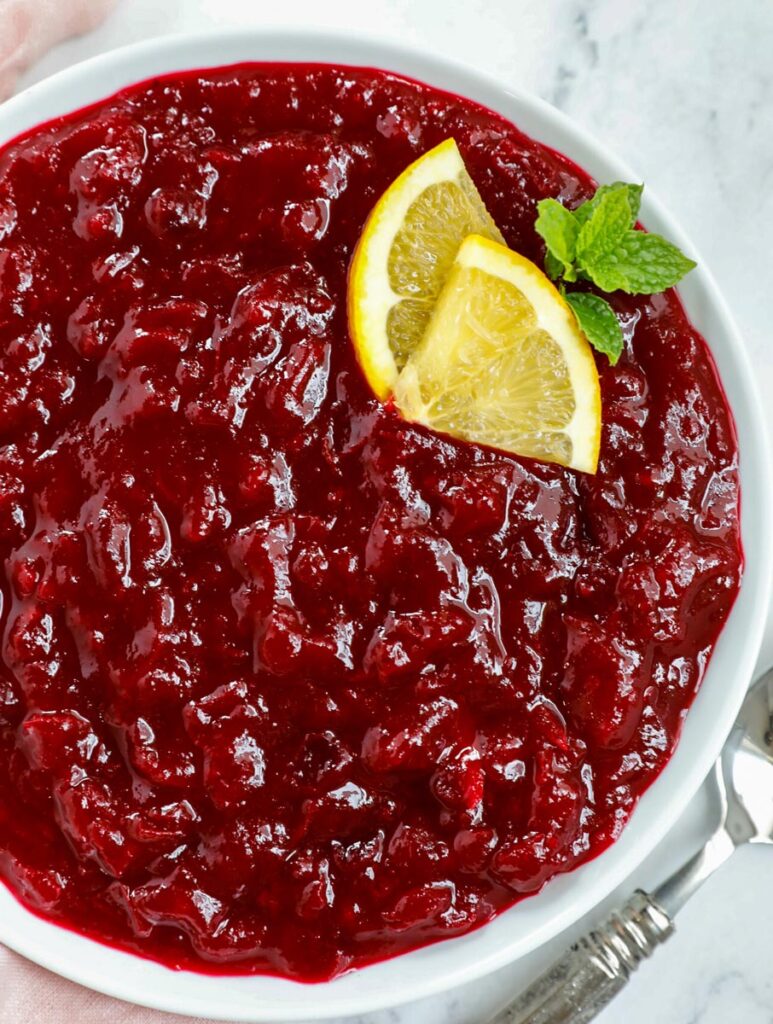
[488,891,673,1024]
[652,825,735,917]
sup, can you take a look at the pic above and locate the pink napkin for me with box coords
[0,943,229,1024]
[0,10,230,1024]
[0,0,118,98]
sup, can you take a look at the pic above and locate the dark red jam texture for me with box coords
[0,63,741,980]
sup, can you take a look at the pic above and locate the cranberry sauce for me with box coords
[0,64,741,980]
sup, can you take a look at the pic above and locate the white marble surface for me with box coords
[16,2,773,1022]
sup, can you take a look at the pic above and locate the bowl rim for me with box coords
[0,26,770,1022]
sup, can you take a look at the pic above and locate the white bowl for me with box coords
[0,28,770,1023]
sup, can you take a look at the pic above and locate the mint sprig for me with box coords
[534,199,579,281]
[536,182,696,365]
[565,293,624,364]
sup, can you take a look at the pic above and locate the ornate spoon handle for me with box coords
[489,795,738,1024]
[489,891,672,1024]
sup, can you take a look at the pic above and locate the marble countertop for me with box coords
[17,1,773,1022]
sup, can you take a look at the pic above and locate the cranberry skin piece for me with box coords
[183,680,266,745]
[430,745,485,812]
[435,466,510,534]
[490,835,554,894]
[386,823,450,876]
[189,264,334,430]
[238,453,273,504]
[560,616,647,751]
[115,649,197,716]
[5,603,73,705]
[201,729,266,812]
[0,245,42,327]
[280,198,331,251]
[54,779,143,878]
[82,492,133,592]
[126,800,199,844]
[490,744,584,893]
[289,730,355,793]
[616,560,664,634]
[382,882,454,931]
[19,709,106,776]
[67,294,116,360]
[69,123,147,204]
[0,473,28,545]
[191,916,271,965]
[110,299,209,369]
[301,781,377,841]
[181,254,248,309]
[264,337,331,434]
[362,697,465,774]
[180,483,231,544]
[453,827,498,873]
[125,719,198,789]
[257,605,351,678]
[145,188,205,235]
[0,853,69,912]
[120,866,227,941]
[529,748,585,844]
[573,555,618,609]
[108,881,155,939]
[477,723,528,790]
[144,163,216,237]
[0,676,20,726]
[295,856,335,920]
[364,607,472,682]
[198,818,290,896]
[291,541,330,592]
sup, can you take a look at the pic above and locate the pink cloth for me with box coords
[0,944,225,1023]
[0,11,224,1024]
[0,943,235,1023]
[0,0,118,98]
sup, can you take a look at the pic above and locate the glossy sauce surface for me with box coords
[0,64,741,980]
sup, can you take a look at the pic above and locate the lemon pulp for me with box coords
[348,138,503,398]
[394,235,601,473]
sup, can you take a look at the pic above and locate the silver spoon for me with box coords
[488,665,773,1024]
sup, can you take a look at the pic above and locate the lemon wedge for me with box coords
[393,235,601,473]
[348,138,504,399]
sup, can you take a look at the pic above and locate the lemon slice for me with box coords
[393,235,601,473]
[348,138,504,398]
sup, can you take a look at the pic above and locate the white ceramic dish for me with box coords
[0,28,769,1023]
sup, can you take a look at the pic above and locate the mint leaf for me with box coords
[566,292,624,364]
[532,179,695,363]
[535,198,579,281]
[585,230,697,294]
[575,189,632,270]
[574,182,643,229]
[544,249,564,281]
